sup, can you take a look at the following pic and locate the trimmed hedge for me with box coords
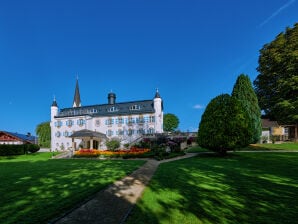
[0,144,40,156]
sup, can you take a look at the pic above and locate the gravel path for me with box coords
[52,153,198,224]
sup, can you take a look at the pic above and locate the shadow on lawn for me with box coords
[126,153,298,224]
[0,159,144,224]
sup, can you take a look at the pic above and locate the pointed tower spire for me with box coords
[154,88,161,98]
[73,78,81,107]
[52,95,58,107]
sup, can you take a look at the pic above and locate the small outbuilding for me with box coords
[0,131,37,145]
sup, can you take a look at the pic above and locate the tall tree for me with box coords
[254,23,298,140]
[232,74,262,143]
[36,121,51,148]
[198,94,251,155]
[163,113,179,132]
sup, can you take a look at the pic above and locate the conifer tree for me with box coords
[232,74,262,143]
[197,94,251,155]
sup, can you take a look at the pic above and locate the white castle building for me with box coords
[50,79,163,151]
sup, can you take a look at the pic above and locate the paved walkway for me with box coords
[52,153,198,224]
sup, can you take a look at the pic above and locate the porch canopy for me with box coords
[69,129,107,149]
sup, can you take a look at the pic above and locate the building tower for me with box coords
[50,97,58,150]
[153,89,163,133]
[51,97,58,121]
[73,78,81,107]
[108,92,116,104]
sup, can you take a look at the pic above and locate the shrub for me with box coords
[26,144,40,153]
[198,94,251,155]
[105,139,120,151]
[0,144,25,156]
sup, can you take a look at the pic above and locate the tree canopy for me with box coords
[197,94,251,155]
[232,74,262,143]
[35,121,51,148]
[163,113,179,132]
[253,23,298,128]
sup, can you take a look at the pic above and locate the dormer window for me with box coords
[130,105,141,111]
[108,106,119,112]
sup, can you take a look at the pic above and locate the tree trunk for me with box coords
[295,124,298,142]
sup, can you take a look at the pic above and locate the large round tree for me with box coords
[232,74,262,144]
[198,94,251,155]
[254,23,298,140]
[163,113,179,132]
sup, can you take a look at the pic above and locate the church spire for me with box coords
[73,78,81,108]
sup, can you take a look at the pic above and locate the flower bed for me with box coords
[74,148,150,158]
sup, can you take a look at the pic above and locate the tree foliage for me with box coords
[106,139,120,151]
[254,23,298,127]
[232,74,262,143]
[197,94,251,155]
[163,113,179,132]
[35,121,51,148]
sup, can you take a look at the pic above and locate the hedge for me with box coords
[0,144,40,156]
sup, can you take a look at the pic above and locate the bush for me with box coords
[26,144,40,153]
[0,144,40,156]
[105,139,120,151]
[198,94,251,155]
[0,144,25,156]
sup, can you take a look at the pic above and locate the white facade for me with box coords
[50,82,163,151]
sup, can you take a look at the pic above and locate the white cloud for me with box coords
[193,104,205,109]
[258,0,296,27]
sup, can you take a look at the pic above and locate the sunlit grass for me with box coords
[126,153,298,224]
[243,142,298,151]
[0,153,145,223]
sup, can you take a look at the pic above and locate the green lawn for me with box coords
[126,152,298,224]
[250,142,298,151]
[0,153,145,224]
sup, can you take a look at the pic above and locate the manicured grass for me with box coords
[126,152,298,224]
[242,142,298,151]
[0,153,145,224]
[185,146,209,153]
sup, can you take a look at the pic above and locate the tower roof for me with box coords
[51,96,58,107]
[154,88,161,98]
[73,79,81,107]
[52,99,58,107]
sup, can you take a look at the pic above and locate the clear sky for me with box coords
[0,0,297,135]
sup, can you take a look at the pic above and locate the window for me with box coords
[130,105,141,110]
[77,119,85,126]
[63,131,69,137]
[107,130,113,137]
[55,121,63,128]
[144,116,149,123]
[138,128,145,135]
[138,116,145,123]
[55,131,61,137]
[105,118,114,126]
[149,116,155,123]
[66,120,73,127]
[117,129,124,136]
[128,129,133,136]
[148,128,155,134]
[108,106,119,112]
[95,119,100,127]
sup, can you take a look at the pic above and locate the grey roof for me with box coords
[57,99,155,118]
[73,79,81,107]
[69,129,107,139]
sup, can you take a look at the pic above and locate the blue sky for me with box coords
[0,0,297,135]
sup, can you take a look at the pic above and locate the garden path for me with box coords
[52,153,198,224]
